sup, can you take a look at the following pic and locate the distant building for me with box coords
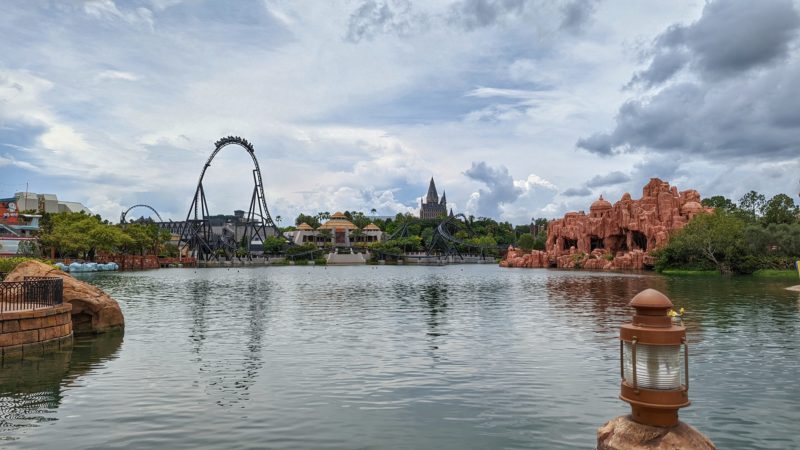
[285,212,385,247]
[12,192,91,215]
[419,178,449,220]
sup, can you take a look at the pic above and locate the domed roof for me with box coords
[681,201,703,213]
[297,222,314,231]
[590,195,612,211]
[363,223,381,231]
[331,211,347,219]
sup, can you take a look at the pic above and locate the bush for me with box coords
[656,211,753,274]
[517,234,535,251]
[0,257,53,275]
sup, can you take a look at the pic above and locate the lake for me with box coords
[1,265,798,449]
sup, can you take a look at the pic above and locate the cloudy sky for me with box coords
[1,0,799,224]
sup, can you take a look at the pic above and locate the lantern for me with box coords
[619,289,689,427]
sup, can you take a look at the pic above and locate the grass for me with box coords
[660,269,719,276]
[659,268,800,278]
[752,269,799,279]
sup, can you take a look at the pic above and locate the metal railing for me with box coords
[0,277,64,313]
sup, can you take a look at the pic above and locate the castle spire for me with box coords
[426,177,439,204]
[440,190,447,205]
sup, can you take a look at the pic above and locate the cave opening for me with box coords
[632,231,648,251]
[590,236,604,251]
[563,239,578,250]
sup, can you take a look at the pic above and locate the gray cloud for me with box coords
[559,0,597,33]
[631,0,800,85]
[464,161,523,217]
[345,0,425,42]
[447,0,527,30]
[578,0,800,161]
[585,170,631,188]
[561,186,592,197]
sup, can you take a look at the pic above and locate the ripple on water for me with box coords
[1,266,798,449]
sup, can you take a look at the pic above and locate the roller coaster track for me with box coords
[120,204,163,224]
[181,136,287,260]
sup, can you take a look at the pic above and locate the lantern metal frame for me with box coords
[618,289,690,427]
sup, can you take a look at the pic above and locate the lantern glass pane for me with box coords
[623,342,681,390]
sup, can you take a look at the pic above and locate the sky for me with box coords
[1,0,799,225]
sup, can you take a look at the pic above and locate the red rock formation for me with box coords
[501,178,712,270]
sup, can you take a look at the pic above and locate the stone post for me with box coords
[597,416,715,450]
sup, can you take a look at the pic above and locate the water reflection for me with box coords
[186,277,268,407]
[419,277,448,357]
[0,332,123,440]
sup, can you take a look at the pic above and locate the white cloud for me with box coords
[95,70,140,82]
[2,0,793,225]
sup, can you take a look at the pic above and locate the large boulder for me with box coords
[4,260,124,334]
[597,415,715,450]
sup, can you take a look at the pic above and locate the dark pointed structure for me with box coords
[420,177,448,219]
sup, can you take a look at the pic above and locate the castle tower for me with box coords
[420,177,448,219]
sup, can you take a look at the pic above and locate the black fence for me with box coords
[0,277,64,314]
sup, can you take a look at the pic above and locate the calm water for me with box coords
[1,265,799,449]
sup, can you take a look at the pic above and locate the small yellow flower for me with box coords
[668,307,686,318]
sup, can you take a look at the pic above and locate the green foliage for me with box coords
[286,243,319,260]
[702,195,738,213]
[752,269,798,278]
[655,211,755,274]
[262,236,287,254]
[160,243,180,258]
[294,213,320,228]
[517,233,535,251]
[738,190,766,220]
[761,194,798,225]
[0,257,45,274]
[36,211,170,259]
[744,223,800,255]
[16,240,39,257]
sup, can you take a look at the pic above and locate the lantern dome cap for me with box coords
[629,288,673,310]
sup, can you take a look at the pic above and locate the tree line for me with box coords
[32,212,175,260]
[655,191,800,274]
[287,211,539,258]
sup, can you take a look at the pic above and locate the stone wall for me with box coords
[501,178,713,270]
[0,303,73,361]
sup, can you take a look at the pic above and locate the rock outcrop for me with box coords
[597,415,715,450]
[5,260,124,334]
[501,178,712,270]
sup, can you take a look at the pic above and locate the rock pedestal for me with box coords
[5,260,124,334]
[597,416,715,450]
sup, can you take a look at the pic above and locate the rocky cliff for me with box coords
[501,178,712,270]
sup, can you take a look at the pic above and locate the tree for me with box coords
[517,233,535,251]
[738,191,766,218]
[701,195,737,213]
[262,236,286,254]
[761,194,798,225]
[655,210,755,274]
[295,213,320,228]
[317,229,332,243]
